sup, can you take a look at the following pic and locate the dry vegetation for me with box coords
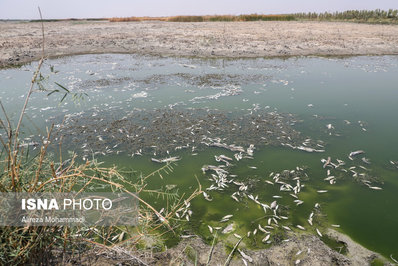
[0,11,202,265]
[109,14,295,22]
[109,9,398,24]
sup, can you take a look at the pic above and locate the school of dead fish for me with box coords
[4,56,397,265]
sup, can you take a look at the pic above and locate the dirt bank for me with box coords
[66,229,391,265]
[1,20,398,67]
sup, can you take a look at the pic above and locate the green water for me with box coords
[1,54,397,259]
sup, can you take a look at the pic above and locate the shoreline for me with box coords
[75,228,391,265]
[157,228,392,265]
[1,20,398,68]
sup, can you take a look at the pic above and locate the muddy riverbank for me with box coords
[58,229,391,265]
[1,20,398,67]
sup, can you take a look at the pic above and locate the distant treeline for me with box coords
[293,9,398,23]
[109,9,398,24]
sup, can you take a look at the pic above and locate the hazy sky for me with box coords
[0,0,397,19]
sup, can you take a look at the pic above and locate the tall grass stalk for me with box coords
[0,8,202,265]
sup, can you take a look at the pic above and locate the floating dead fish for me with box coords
[362,157,371,164]
[282,225,291,231]
[234,233,242,239]
[151,156,181,163]
[262,234,271,243]
[258,224,269,233]
[231,194,239,202]
[323,157,331,168]
[208,225,213,233]
[324,176,335,181]
[247,144,255,156]
[368,186,382,190]
[296,146,325,153]
[222,223,234,234]
[297,225,306,230]
[331,224,340,228]
[203,192,213,201]
[317,190,328,193]
[221,214,233,221]
[349,150,365,157]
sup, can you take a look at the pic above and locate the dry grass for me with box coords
[109,14,295,22]
[0,8,202,265]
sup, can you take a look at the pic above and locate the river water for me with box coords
[1,54,397,259]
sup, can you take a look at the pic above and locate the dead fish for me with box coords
[331,224,340,228]
[317,190,328,193]
[238,249,253,263]
[262,234,271,242]
[369,186,382,190]
[323,157,331,168]
[349,150,365,157]
[203,192,213,201]
[208,225,213,234]
[316,228,322,237]
[234,233,242,239]
[222,224,234,234]
[282,225,291,231]
[231,194,239,202]
[326,124,334,130]
[361,157,371,164]
[258,224,269,233]
[221,214,233,221]
[297,225,306,230]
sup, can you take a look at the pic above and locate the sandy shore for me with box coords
[1,20,398,67]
